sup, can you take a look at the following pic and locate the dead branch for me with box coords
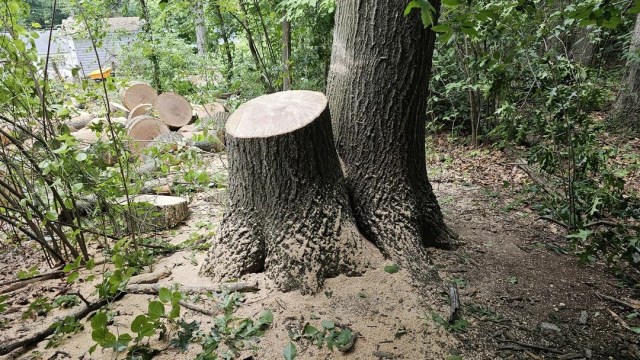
[607,309,635,332]
[125,281,259,295]
[128,268,172,285]
[178,300,216,316]
[496,339,563,354]
[596,292,639,310]
[536,216,568,229]
[0,293,125,356]
[0,271,64,295]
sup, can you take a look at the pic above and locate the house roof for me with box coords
[60,16,140,36]
[106,17,140,32]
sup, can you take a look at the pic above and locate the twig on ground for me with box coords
[596,292,639,310]
[607,309,635,332]
[178,300,216,316]
[496,338,563,354]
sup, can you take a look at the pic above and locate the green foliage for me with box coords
[52,295,81,309]
[17,265,40,279]
[431,312,469,333]
[47,316,84,348]
[22,297,54,320]
[288,319,355,352]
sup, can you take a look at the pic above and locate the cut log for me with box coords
[109,102,130,116]
[154,92,193,128]
[200,90,372,294]
[122,83,158,110]
[197,112,231,145]
[125,115,170,154]
[71,128,99,145]
[120,195,189,233]
[193,102,226,119]
[65,112,93,130]
[128,103,153,121]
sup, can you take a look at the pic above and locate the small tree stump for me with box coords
[119,195,189,233]
[193,102,226,119]
[126,115,170,154]
[200,90,371,294]
[122,83,158,110]
[154,92,193,128]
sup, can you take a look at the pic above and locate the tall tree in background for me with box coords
[610,13,640,135]
[138,0,161,92]
[195,0,208,55]
[281,14,291,90]
[327,0,454,278]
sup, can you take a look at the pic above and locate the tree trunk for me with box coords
[609,13,640,135]
[569,25,596,67]
[195,0,208,56]
[236,0,275,92]
[200,91,371,294]
[282,16,292,90]
[138,0,162,93]
[213,3,234,81]
[326,0,454,279]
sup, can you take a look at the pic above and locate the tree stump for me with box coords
[122,83,158,110]
[154,92,192,128]
[119,195,189,233]
[200,90,372,294]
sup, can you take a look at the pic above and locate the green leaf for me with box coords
[158,288,172,303]
[336,328,353,345]
[67,271,79,283]
[303,324,319,336]
[258,310,274,326]
[283,341,297,360]
[131,315,149,333]
[75,152,87,161]
[631,327,640,334]
[321,320,335,330]
[32,22,41,29]
[148,301,165,319]
[441,0,460,6]
[384,264,399,274]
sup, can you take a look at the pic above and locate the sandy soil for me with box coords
[1,138,639,360]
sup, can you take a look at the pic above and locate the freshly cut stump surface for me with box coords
[122,83,157,110]
[154,92,192,128]
[200,90,373,294]
[126,115,170,154]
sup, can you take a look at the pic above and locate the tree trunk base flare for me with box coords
[200,90,373,294]
[326,0,457,283]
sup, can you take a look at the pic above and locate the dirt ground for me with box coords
[0,135,638,360]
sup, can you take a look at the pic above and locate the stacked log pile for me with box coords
[70,82,229,154]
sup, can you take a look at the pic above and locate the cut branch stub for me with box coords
[200,90,373,294]
[154,92,193,128]
[126,115,170,154]
[122,83,158,110]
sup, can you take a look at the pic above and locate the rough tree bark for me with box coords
[200,91,371,294]
[326,0,454,278]
[609,13,640,135]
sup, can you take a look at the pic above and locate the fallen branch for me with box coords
[128,268,172,285]
[496,339,563,354]
[125,281,259,295]
[536,216,568,229]
[596,292,639,310]
[0,293,125,356]
[0,271,64,295]
[178,300,216,316]
[607,309,636,332]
